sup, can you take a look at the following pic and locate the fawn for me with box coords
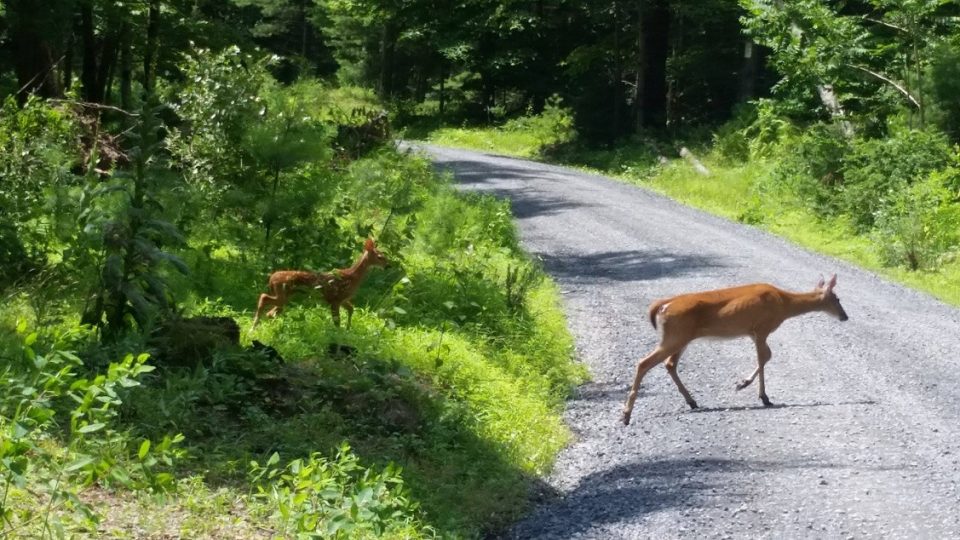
[251,238,388,329]
[621,274,848,425]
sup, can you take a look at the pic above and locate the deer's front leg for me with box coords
[343,300,355,329]
[330,303,342,327]
[754,337,773,406]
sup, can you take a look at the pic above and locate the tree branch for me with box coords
[846,64,921,109]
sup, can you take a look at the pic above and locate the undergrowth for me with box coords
[0,53,587,538]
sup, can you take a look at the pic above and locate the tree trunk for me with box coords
[63,33,75,91]
[80,0,99,102]
[643,0,670,128]
[143,0,161,93]
[98,26,121,104]
[120,22,133,111]
[439,59,446,119]
[612,0,623,138]
[738,39,757,103]
[633,0,646,131]
[378,21,396,98]
[665,1,683,133]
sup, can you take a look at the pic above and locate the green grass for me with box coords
[622,156,960,306]
[427,126,547,158]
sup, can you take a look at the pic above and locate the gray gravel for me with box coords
[409,143,960,539]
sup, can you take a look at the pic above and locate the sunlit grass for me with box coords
[427,126,545,158]
[608,155,960,306]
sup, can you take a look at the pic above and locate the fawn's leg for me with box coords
[253,292,279,328]
[664,348,697,409]
[266,289,288,318]
[330,303,342,327]
[343,300,355,329]
[622,346,673,426]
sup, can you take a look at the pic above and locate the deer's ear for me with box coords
[364,237,375,251]
[825,273,837,292]
[816,275,825,290]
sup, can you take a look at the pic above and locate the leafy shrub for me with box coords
[503,95,577,154]
[841,129,952,231]
[0,96,81,281]
[250,443,429,539]
[873,171,960,270]
[0,322,182,537]
[929,41,960,142]
[772,122,851,215]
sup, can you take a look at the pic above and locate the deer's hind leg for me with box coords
[253,291,280,328]
[665,348,697,409]
[622,345,676,426]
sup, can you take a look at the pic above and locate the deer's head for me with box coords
[364,237,389,268]
[816,274,848,321]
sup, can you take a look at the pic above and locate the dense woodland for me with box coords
[1,0,960,537]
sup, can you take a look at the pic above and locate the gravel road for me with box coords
[410,143,960,539]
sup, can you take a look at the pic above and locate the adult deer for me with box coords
[621,274,848,426]
[251,238,388,329]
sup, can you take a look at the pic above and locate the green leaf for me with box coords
[64,456,96,472]
[138,439,151,460]
[77,422,106,434]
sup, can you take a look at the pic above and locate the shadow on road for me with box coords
[682,399,878,415]
[537,249,725,283]
[433,158,596,219]
[499,456,845,539]
[432,158,547,186]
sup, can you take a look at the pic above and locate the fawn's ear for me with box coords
[364,237,375,251]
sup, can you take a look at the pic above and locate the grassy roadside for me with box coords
[0,151,588,538]
[424,129,960,307]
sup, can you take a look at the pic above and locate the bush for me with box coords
[502,95,577,154]
[250,444,428,539]
[840,129,952,231]
[0,322,182,537]
[929,41,960,143]
[772,122,851,215]
[873,171,960,270]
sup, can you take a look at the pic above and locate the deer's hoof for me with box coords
[761,395,772,407]
[687,400,699,410]
[735,380,751,391]
[621,411,632,426]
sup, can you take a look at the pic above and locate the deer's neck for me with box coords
[783,291,825,319]
[343,251,371,281]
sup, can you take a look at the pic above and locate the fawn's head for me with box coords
[815,274,848,321]
[363,237,389,268]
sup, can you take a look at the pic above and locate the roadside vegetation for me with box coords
[0,48,585,539]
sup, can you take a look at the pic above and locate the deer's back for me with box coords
[269,270,321,290]
[655,283,787,339]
